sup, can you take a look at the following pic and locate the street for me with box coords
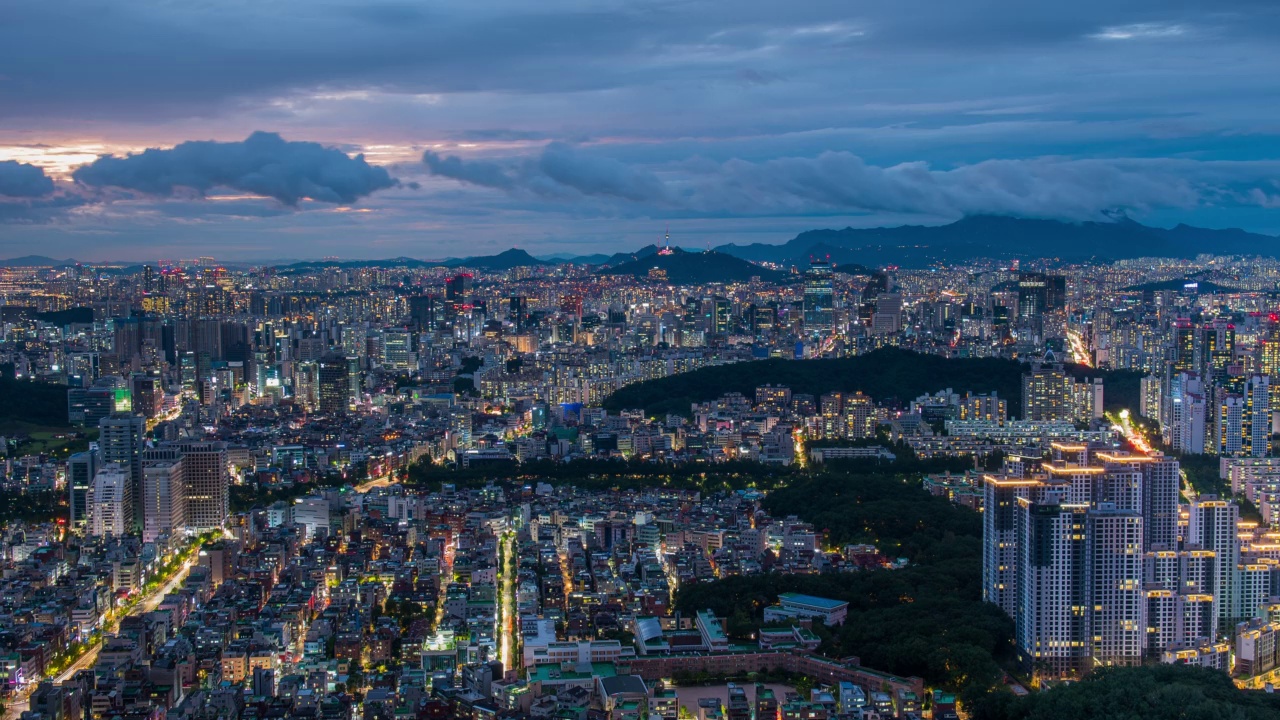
[1,550,202,720]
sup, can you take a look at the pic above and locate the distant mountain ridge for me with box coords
[713,215,1280,267]
[8,216,1278,270]
[0,255,77,267]
[278,248,548,272]
[444,248,547,270]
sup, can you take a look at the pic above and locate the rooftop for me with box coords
[778,593,848,611]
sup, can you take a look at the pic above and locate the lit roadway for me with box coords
[354,473,395,493]
[1066,328,1093,368]
[2,552,202,720]
[1107,409,1153,455]
[497,531,518,673]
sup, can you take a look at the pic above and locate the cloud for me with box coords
[1089,22,1189,40]
[538,143,668,202]
[425,143,668,204]
[0,195,89,224]
[0,160,55,197]
[424,144,1280,221]
[73,132,397,205]
[423,151,517,190]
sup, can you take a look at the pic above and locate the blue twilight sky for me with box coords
[1,0,1279,261]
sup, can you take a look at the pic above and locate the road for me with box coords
[354,473,395,493]
[1067,327,1093,367]
[1,550,202,720]
[497,531,518,673]
[1107,409,1153,455]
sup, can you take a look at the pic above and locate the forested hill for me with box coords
[603,347,1142,418]
[0,365,70,426]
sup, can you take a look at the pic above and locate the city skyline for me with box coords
[6,3,1280,717]
[4,2,1280,259]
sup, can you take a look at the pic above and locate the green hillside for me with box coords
[603,347,1141,418]
[598,248,789,284]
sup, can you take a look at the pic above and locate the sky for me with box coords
[2,0,1280,261]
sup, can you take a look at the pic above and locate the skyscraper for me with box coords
[1243,375,1271,457]
[1187,498,1240,625]
[318,353,350,416]
[989,447,1185,678]
[802,259,834,333]
[1165,372,1206,454]
[982,475,1042,618]
[67,450,99,534]
[1173,320,1196,373]
[410,294,438,333]
[508,295,528,331]
[130,373,162,418]
[175,441,230,532]
[1015,493,1090,677]
[98,414,146,531]
[1016,272,1048,324]
[1085,505,1145,667]
[1143,455,1181,551]
[871,293,903,335]
[1216,377,1271,458]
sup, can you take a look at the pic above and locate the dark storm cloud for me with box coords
[0,161,55,197]
[422,152,517,190]
[6,1,1277,121]
[425,145,1280,221]
[0,195,89,224]
[73,132,397,205]
[539,144,667,203]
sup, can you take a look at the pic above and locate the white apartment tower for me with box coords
[88,464,132,538]
[1085,505,1145,667]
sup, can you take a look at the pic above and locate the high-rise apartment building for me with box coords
[1085,505,1145,667]
[1165,372,1206,454]
[1022,362,1071,422]
[1097,453,1180,551]
[1187,498,1240,625]
[1015,493,1090,677]
[87,464,132,537]
[1216,377,1271,457]
[989,449,1185,678]
[98,414,146,531]
[982,475,1042,618]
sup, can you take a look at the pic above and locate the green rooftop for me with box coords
[527,662,617,683]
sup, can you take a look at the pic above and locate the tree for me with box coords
[970,664,1280,720]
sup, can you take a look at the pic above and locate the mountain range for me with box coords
[279,248,549,272]
[712,215,1280,267]
[0,255,78,267]
[6,216,1279,270]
